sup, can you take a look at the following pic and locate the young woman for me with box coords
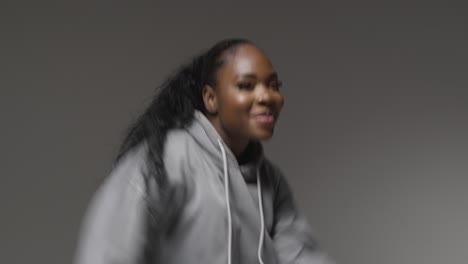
[74,39,333,264]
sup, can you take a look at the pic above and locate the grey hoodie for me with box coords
[74,111,333,264]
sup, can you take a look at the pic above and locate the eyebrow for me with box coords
[236,72,278,80]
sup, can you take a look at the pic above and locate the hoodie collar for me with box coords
[187,110,264,183]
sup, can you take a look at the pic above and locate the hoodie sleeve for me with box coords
[73,149,157,264]
[73,141,189,264]
[272,172,335,264]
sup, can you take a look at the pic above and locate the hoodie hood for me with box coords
[188,110,264,183]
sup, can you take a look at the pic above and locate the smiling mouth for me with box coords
[253,113,276,125]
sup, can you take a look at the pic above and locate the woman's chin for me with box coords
[253,130,275,141]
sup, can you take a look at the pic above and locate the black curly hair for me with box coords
[115,38,252,263]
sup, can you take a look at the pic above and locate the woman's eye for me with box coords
[270,80,283,90]
[238,82,254,90]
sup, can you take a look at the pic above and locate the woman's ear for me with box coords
[202,85,218,114]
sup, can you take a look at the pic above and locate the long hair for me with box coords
[115,38,251,262]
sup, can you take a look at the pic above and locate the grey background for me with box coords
[2,1,467,264]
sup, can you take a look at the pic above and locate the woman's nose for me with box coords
[255,85,273,104]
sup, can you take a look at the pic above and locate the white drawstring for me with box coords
[217,139,265,264]
[257,168,265,264]
[218,139,232,264]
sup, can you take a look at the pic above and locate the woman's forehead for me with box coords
[220,44,274,78]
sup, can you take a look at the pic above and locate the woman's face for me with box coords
[205,43,284,154]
